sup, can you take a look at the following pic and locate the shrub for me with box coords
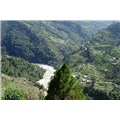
[39,91,45,100]
[2,88,26,100]
[23,87,40,100]
[34,83,44,89]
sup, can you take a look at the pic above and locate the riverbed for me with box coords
[34,63,56,90]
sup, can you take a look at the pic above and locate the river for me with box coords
[34,63,56,90]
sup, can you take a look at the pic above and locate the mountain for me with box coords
[90,22,120,60]
[2,20,119,100]
[1,20,113,67]
[75,20,117,31]
[1,21,56,64]
[1,20,99,63]
[65,22,120,80]
[64,22,120,99]
[51,20,116,23]
[75,20,119,23]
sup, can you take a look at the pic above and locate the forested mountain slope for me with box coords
[75,20,117,32]
[1,55,47,100]
[90,22,120,60]
[1,55,46,84]
[65,22,120,80]
[2,20,119,100]
[1,21,56,64]
[64,22,120,99]
[1,20,113,66]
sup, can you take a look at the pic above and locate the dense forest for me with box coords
[1,55,46,84]
[1,20,115,67]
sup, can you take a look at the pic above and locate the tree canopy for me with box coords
[45,63,86,100]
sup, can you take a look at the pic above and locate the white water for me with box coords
[34,63,56,90]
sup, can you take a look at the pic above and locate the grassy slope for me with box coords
[1,74,45,100]
[1,55,46,100]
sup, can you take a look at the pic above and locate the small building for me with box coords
[102,51,106,54]
[116,61,120,64]
[83,75,87,79]
[98,68,107,72]
[86,80,92,84]
[108,59,113,62]
[112,63,117,65]
[72,74,78,78]
[101,68,107,71]
[82,78,86,82]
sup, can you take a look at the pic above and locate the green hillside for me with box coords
[1,21,56,64]
[1,74,45,100]
[1,20,113,67]
[90,22,120,60]
[65,22,120,79]
[1,55,46,84]
[75,20,116,31]
[1,20,119,100]
[64,22,120,99]
[1,55,46,100]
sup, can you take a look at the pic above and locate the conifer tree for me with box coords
[67,85,86,100]
[45,62,86,100]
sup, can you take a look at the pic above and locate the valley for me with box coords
[1,20,120,100]
[1,20,115,67]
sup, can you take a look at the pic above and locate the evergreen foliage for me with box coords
[67,85,86,100]
[45,63,86,100]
